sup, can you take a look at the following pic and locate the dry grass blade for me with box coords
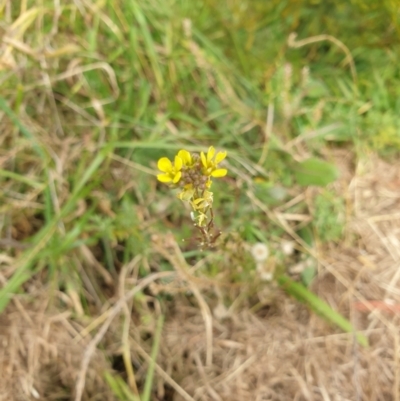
[288,32,357,83]
[133,341,196,401]
[153,235,214,367]
[74,271,175,401]
[2,2,400,400]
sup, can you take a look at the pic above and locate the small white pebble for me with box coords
[251,243,269,263]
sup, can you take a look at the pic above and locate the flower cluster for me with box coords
[157,146,227,245]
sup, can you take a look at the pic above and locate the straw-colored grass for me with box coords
[1,1,400,400]
[2,152,400,400]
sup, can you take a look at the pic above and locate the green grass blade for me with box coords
[0,150,110,313]
[0,169,44,189]
[104,371,140,401]
[141,314,165,401]
[0,96,48,160]
[127,0,164,89]
[277,275,368,347]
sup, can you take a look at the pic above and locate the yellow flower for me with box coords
[157,155,183,183]
[156,146,226,241]
[177,149,193,166]
[200,146,227,177]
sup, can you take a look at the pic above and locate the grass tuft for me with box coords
[1,1,400,399]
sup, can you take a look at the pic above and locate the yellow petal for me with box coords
[211,168,227,177]
[157,173,172,182]
[207,146,215,161]
[174,155,183,170]
[215,151,227,164]
[157,157,172,172]
[172,171,182,183]
[178,149,192,165]
[200,151,207,168]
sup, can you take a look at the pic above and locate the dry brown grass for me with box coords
[1,2,400,400]
[1,153,400,400]
[0,294,113,401]
[159,153,400,401]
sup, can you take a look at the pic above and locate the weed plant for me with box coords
[0,0,398,398]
